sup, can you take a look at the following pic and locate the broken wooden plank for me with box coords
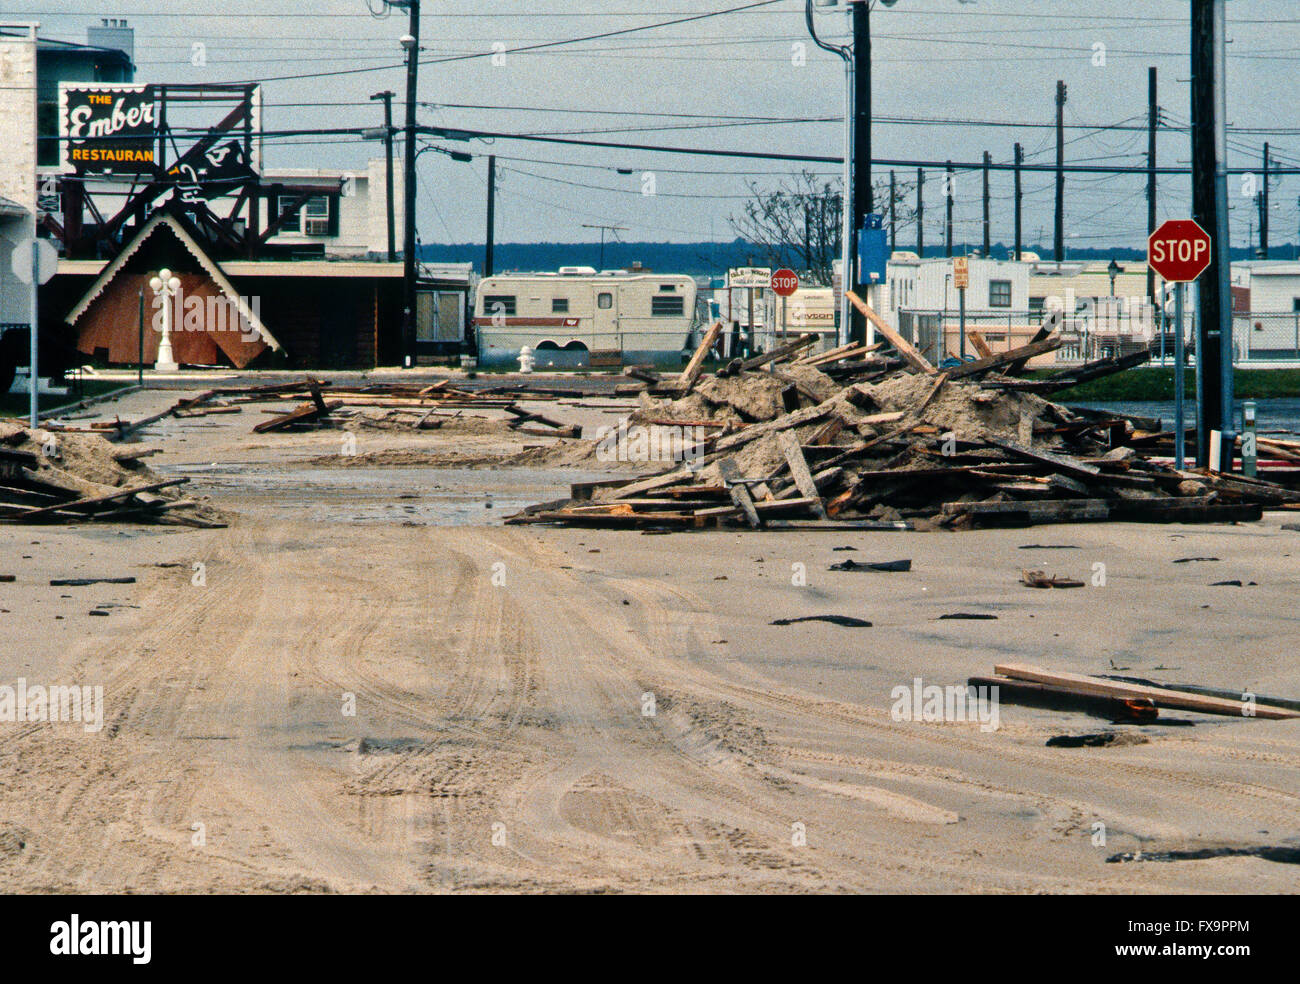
[844,290,937,375]
[969,675,1158,723]
[945,336,1062,380]
[677,321,723,393]
[967,330,996,361]
[0,477,190,522]
[719,459,763,528]
[777,430,828,519]
[719,333,818,377]
[252,399,344,434]
[993,663,1300,720]
[984,437,1103,480]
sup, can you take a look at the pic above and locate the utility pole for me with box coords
[1146,67,1158,303]
[1013,142,1023,261]
[915,167,924,257]
[1191,0,1233,469]
[1260,142,1270,259]
[370,90,396,262]
[803,201,812,272]
[889,169,896,254]
[484,154,496,277]
[1055,80,1067,263]
[982,151,991,256]
[851,0,870,345]
[396,0,421,367]
[945,161,954,259]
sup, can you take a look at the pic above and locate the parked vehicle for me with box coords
[473,267,698,370]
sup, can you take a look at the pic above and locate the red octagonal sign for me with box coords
[1148,219,1212,283]
[770,268,799,297]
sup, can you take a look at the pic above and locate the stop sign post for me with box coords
[770,269,799,351]
[11,238,58,429]
[1148,219,1212,470]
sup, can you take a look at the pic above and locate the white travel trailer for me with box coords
[474,267,699,370]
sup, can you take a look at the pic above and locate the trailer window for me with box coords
[483,295,516,316]
[989,280,1012,308]
[659,284,676,292]
[597,292,614,310]
[651,295,685,317]
[552,298,569,313]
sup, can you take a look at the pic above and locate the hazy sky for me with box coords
[22,0,1300,252]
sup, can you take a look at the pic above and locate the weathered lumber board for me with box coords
[945,336,1062,380]
[777,430,828,519]
[844,290,936,375]
[993,663,1300,719]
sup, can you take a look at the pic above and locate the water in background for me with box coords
[1073,397,1300,436]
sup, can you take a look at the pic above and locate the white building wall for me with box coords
[263,158,402,257]
[0,25,38,328]
[1232,263,1300,312]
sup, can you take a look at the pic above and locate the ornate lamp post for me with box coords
[149,268,181,372]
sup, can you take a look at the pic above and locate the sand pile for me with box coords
[0,421,227,527]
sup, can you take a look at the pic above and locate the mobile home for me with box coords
[474,267,698,370]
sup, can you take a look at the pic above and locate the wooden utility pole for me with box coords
[1055,80,1067,263]
[982,150,991,256]
[484,155,496,277]
[1260,142,1270,259]
[945,161,954,258]
[916,167,924,256]
[1014,142,1023,261]
[1146,67,1158,302]
[370,90,396,262]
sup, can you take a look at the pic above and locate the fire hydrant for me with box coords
[518,345,535,374]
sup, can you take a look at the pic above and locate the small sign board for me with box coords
[953,256,970,290]
[59,83,158,175]
[728,266,772,289]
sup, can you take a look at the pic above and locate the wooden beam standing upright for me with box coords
[844,290,936,375]
[677,321,723,394]
[967,330,995,360]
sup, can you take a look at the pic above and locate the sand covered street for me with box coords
[1,382,1297,893]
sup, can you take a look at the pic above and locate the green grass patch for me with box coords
[1041,367,1300,402]
[0,379,135,419]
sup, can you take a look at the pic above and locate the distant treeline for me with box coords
[420,239,1300,278]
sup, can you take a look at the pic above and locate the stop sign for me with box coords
[1148,219,1212,283]
[770,268,799,297]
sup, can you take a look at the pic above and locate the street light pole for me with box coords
[805,1,853,346]
[394,0,421,368]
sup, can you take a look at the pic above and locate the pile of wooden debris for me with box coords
[509,293,1300,531]
[0,421,224,527]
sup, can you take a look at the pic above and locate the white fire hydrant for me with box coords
[518,345,535,374]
